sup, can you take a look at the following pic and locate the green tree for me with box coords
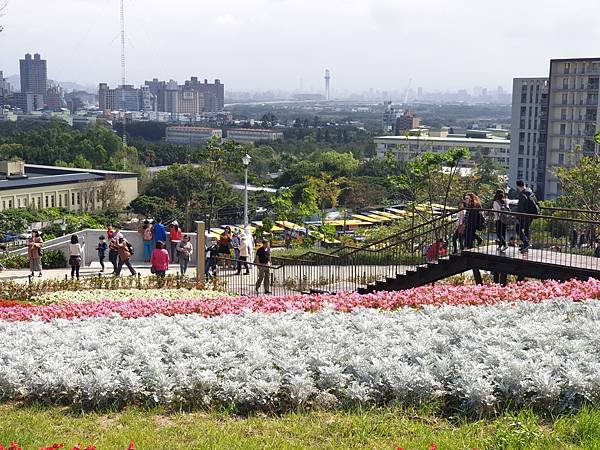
[306,173,345,223]
[555,155,600,211]
[270,188,319,224]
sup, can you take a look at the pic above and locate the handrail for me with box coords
[473,208,600,225]
[273,210,458,264]
[541,206,600,215]
[273,213,456,265]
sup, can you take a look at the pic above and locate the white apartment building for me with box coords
[544,58,600,198]
[508,78,548,195]
[374,135,511,171]
[165,126,223,145]
[226,128,284,144]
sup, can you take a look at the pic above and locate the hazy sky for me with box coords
[1,0,600,93]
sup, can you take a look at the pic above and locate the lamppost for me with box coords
[242,154,252,228]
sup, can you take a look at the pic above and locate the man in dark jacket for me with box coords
[515,180,539,253]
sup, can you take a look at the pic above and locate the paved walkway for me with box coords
[0,262,201,283]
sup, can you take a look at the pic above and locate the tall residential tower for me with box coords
[509,58,600,199]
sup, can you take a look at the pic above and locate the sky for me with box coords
[1,0,600,93]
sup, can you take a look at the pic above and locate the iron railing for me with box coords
[211,206,600,295]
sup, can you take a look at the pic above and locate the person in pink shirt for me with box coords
[150,241,170,283]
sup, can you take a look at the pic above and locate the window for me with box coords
[76,193,81,205]
[519,132,525,143]
[58,195,62,207]
[520,106,526,117]
[559,138,565,150]
[561,108,567,120]
[521,93,527,103]
[560,124,566,135]
[520,119,526,128]
[558,153,565,164]
[17,199,21,208]
[45,196,49,208]
[562,93,568,104]
[518,158,524,168]
[517,170,523,179]
[564,63,571,74]
[71,193,75,205]
[519,145,525,155]
[563,78,569,89]
[51,195,55,207]
[8,200,12,208]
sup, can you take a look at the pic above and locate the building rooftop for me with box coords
[374,136,510,145]
[0,164,137,192]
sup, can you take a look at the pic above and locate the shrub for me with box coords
[42,250,67,269]
[0,254,28,269]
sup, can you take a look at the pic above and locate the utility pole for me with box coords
[120,0,127,147]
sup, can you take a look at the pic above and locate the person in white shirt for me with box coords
[236,234,250,275]
[176,234,193,276]
[452,201,467,253]
[69,234,85,280]
[493,189,508,253]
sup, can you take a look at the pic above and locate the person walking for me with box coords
[205,238,219,280]
[96,235,108,273]
[493,189,508,253]
[515,180,540,254]
[151,241,170,283]
[108,237,119,274]
[452,201,467,253]
[153,219,167,245]
[27,230,43,278]
[168,221,182,262]
[69,234,85,280]
[218,226,232,268]
[236,234,250,275]
[176,234,193,276]
[255,239,272,294]
[141,221,153,262]
[463,192,484,249]
[114,237,136,276]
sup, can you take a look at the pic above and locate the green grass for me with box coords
[3,404,600,449]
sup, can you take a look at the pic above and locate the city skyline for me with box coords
[1,0,600,93]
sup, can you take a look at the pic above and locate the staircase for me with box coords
[359,253,470,294]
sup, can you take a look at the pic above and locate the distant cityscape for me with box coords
[1,52,599,201]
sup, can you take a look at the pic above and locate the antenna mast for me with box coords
[120,0,127,146]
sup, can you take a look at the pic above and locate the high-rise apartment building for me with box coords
[509,78,548,196]
[544,58,600,198]
[98,83,152,112]
[19,53,47,96]
[182,77,224,112]
[0,71,11,106]
[45,85,65,111]
[510,58,600,199]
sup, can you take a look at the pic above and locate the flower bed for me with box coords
[32,289,228,305]
[3,279,600,322]
[0,300,598,414]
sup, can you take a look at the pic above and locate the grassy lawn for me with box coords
[2,404,600,449]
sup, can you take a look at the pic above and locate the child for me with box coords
[96,235,108,273]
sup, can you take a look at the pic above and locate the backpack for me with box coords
[126,242,134,255]
[524,191,541,216]
[498,203,515,225]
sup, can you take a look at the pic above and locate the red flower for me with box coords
[430,445,437,450]
[127,443,135,450]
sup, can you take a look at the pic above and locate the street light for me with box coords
[242,154,252,228]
